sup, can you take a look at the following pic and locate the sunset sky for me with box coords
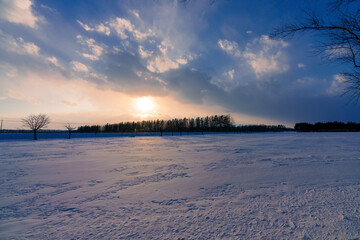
[0,0,359,129]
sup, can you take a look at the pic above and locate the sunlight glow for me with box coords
[134,97,155,114]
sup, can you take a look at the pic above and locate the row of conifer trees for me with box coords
[294,122,360,132]
[77,115,289,133]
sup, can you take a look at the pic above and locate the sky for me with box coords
[0,0,359,129]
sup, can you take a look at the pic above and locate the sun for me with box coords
[134,97,155,114]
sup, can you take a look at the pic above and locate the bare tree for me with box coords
[270,0,360,101]
[22,114,50,140]
[65,122,76,139]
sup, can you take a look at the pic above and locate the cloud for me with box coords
[162,67,226,104]
[243,35,289,78]
[218,35,289,79]
[145,41,179,72]
[0,32,40,56]
[176,58,188,65]
[0,0,39,28]
[76,35,104,61]
[46,56,64,69]
[74,4,196,76]
[130,10,140,19]
[142,41,194,74]
[7,37,39,56]
[0,62,18,77]
[39,4,57,14]
[22,42,39,56]
[258,35,288,48]
[0,70,115,114]
[47,56,58,65]
[5,88,40,104]
[104,51,166,95]
[77,20,111,36]
[133,29,154,42]
[61,100,77,107]
[325,45,350,60]
[71,61,88,72]
[147,56,179,73]
[96,24,111,36]
[138,45,153,58]
[228,69,235,80]
[109,17,135,40]
[77,20,92,31]
[218,39,241,57]
[109,17,154,41]
[5,89,22,99]
[145,41,183,73]
[210,69,238,92]
[0,96,8,100]
[327,74,346,96]
[78,15,154,42]
[296,77,314,86]
[298,63,305,68]
[244,51,288,78]
[81,54,97,61]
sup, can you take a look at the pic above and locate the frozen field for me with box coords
[0,132,359,239]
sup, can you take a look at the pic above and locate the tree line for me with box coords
[17,114,360,140]
[77,115,290,133]
[295,122,360,132]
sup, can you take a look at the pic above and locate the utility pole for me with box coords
[0,120,3,130]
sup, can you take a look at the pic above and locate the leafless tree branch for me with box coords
[65,122,76,139]
[21,114,50,140]
[270,0,360,102]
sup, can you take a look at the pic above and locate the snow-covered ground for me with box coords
[0,132,359,239]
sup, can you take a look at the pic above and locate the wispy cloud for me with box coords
[76,35,104,61]
[0,32,40,56]
[109,17,134,39]
[218,39,241,57]
[243,35,289,78]
[71,61,88,72]
[297,63,306,68]
[47,56,63,69]
[228,69,235,80]
[130,9,140,19]
[61,100,77,107]
[109,17,154,41]
[0,62,18,77]
[327,74,346,96]
[218,35,289,79]
[0,0,39,28]
[77,20,111,36]
[210,69,238,92]
[5,88,40,104]
[146,40,182,73]
[138,45,153,59]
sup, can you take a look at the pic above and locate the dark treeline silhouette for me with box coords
[77,115,290,133]
[295,122,360,132]
[235,124,290,132]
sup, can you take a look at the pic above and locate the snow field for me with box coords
[0,132,359,239]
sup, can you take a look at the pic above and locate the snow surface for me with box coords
[0,132,359,239]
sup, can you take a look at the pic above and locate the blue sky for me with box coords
[0,0,359,129]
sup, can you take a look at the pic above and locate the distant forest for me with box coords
[295,122,360,132]
[77,115,290,133]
